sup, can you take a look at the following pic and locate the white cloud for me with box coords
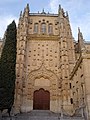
[0,15,18,38]
[49,0,59,13]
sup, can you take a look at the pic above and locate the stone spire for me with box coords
[78,27,85,51]
[58,4,61,14]
[20,11,22,18]
[23,3,30,17]
[18,11,23,28]
[58,4,65,17]
[78,27,83,40]
[66,11,69,21]
[26,3,30,13]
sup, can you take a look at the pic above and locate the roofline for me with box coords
[29,13,58,17]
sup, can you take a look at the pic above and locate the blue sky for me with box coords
[0,0,90,41]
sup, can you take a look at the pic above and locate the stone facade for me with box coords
[70,29,90,119]
[14,4,90,120]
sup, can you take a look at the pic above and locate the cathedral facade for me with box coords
[8,4,90,119]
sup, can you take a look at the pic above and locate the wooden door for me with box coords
[33,88,50,110]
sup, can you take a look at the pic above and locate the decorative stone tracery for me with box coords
[27,63,59,98]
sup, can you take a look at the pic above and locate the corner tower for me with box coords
[14,4,30,113]
[58,5,75,115]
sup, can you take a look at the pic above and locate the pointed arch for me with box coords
[27,63,59,86]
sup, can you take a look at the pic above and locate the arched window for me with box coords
[41,23,46,33]
[48,24,53,34]
[34,23,38,33]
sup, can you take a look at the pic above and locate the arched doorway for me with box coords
[33,88,50,110]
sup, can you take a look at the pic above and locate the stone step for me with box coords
[2,110,85,120]
[1,116,85,120]
[27,110,58,116]
[15,116,58,120]
[15,116,84,120]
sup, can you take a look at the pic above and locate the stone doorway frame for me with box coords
[25,63,59,112]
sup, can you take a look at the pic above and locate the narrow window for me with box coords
[41,23,46,33]
[34,23,38,33]
[70,98,73,104]
[70,83,71,89]
[48,24,53,34]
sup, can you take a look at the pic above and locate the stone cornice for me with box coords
[29,13,58,17]
[27,34,59,41]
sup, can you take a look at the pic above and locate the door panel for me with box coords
[33,88,50,110]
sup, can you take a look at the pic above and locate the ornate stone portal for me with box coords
[25,63,59,112]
